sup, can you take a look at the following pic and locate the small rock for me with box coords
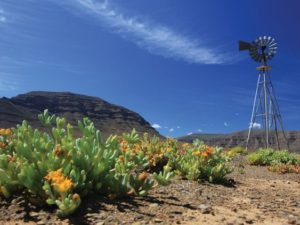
[197,204,212,214]
[29,211,39,217]
[96,222,105,225]
[149,203,159,208]
[134,215,144,220]
[227,221,236,225]
[11,199,19,204]
[232,208,238,213]
[171,211,183,215]
[154,218,163,223]
[245,218,254,224]
[131,222,141,225]
[288,215,297,224]
[37,221,46,225]
[220,217,226,222]
[86,213,98,218]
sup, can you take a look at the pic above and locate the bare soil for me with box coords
[1,157,300,225]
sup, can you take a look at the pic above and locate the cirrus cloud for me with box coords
[53,0,235,65]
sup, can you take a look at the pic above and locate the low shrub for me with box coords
[246,148,299,166]
[168,140,233,183]
[226,146,247,158]
[267,164,300,174]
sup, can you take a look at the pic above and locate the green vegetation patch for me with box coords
[246,148,299,166]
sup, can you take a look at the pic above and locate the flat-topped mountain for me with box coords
[178,130,300,152]
[0,91,159,138]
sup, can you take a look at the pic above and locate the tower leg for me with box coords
[263,72,269,148]
[246,74,261,151]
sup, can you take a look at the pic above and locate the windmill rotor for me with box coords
[239,36,277,63]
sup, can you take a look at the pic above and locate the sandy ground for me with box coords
[1,158,300,225]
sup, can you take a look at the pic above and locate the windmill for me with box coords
[239,36,289,150]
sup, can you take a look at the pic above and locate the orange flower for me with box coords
[204,145,213,154]
[72,193,81,202]
[138,172,149,181]
[53,145,65,157]
[118,156,125,162]
[0,141,7,148]
[201,151,209,157]
[7,155,16,162]
[5,129,12,136]
[45,169,73,193]
[133,144,141,153]
[0,129,12,136]
[201,146,213,158]
[55,179,73,193]
[119,140,128,152]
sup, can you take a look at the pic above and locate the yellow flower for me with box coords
[0,129,12,136]
[166,147,173,153]
[192,151,201,156]
[182,143,190,148]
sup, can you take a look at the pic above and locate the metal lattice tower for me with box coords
[239,36,289,150]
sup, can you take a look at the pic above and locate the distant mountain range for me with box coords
[1,91,299,152]
[0,91,159,138]
[178,130,300,152]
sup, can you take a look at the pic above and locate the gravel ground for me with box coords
[1,157,300,225]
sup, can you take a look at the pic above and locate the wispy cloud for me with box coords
[152,123,161,129]
[224,122,230,127]
[0,9,6,23]
[54,0,234,65]
[249,122,261,129]
[187,132,193,136]
[0,72,18,91]
[169,128,174,132]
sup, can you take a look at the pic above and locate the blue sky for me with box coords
[1,0,300,137]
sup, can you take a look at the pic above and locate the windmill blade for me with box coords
[239,41,253,51]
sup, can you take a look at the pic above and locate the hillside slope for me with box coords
[0,91,159,138]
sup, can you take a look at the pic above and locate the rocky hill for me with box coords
[178,130,300,152]
[0,91,159,138]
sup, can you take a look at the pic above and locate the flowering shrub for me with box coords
[246,148,299,166]
[168,140,232,183]
[225,146,247,158]
[0,110,235,216]
[267,164,300,174]
[0,110,174,217]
